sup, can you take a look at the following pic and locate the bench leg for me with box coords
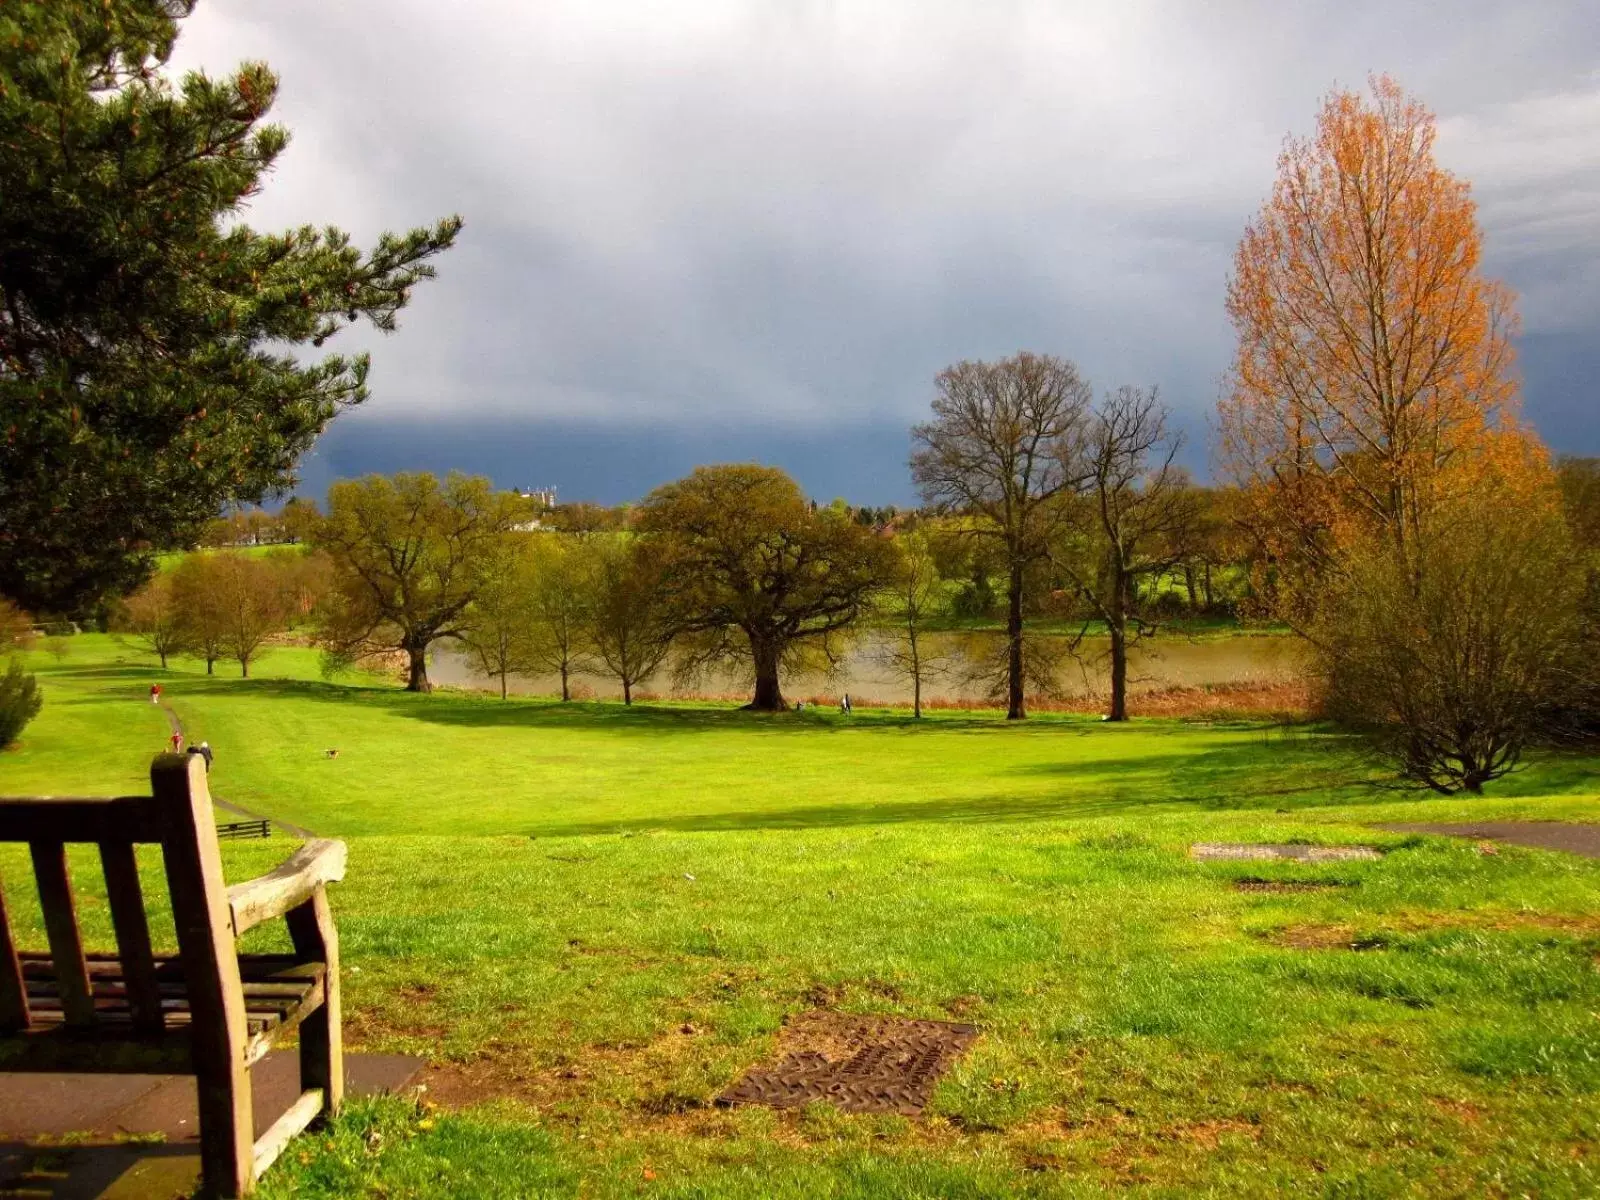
[288,888,344,1116]
[195,1055,255,1198]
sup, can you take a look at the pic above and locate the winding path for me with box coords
[157,701,320,839]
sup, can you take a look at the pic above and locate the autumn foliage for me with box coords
[1220,76,1578,791]
[1220,75,1541,609]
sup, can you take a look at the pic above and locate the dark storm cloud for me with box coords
[170,2,1600,500]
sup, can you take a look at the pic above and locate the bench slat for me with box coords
[0,878,27,1031]
[99,841,164,1032]
[0,797,162,843]
[29,842,94,1027]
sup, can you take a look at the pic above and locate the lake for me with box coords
[428,628,1306,706]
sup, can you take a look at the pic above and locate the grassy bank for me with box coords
[1,639,1598,1196]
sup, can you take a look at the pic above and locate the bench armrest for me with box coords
[228,839,348,937]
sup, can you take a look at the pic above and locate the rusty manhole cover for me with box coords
[717,1012,979,1115]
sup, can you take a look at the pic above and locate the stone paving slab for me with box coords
[1190,842,1382,862]
[1377,822,1600,859]
[0,1052,424,1199]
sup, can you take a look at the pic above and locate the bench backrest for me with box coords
[0,753,240,1037]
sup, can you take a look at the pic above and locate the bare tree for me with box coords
[210,553,290,678]
[588,539,675,705]
[119,574,185,669]
[459,536,539,700]
[170,554,228,675]
[1052,388,1197,721]
[524,536,598,702]
[876,532,949,718]
[911,352,1091,719]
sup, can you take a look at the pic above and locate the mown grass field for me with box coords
[2,637,1599,1197]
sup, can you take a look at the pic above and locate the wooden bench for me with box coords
[0,754,347,1197]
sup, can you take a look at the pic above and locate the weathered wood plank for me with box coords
[228,839,348,936]
[0,797,161,843]
[0,876,27,1031]
[153,752,255,1197]
[28,842,95,1027]
[287,886,344,1113]
[98,841,164,1032]
[0,1029,196,1073]
[252,1088,324,1178]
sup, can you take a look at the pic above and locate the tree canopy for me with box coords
[911,352,1091,719]
[641,464,894,711]
[312,474,526,692]
[0,0,460,614]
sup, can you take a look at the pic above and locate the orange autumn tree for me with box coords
[1220,76,1580,793]
[1220,75,1533,603]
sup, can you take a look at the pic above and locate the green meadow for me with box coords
[3,637,1599,1197]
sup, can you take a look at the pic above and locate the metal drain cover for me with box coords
[718,1012,979,1115]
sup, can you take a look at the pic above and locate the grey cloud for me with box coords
[169,0,1600,487]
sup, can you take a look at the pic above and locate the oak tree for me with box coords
[641,465,894,712]
[313,473,526,692]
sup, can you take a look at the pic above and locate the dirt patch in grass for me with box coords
[1267,923,1373,950]
[1233,878,1351,894]
[1262,911,1600,951]
[419,1021,711,1113]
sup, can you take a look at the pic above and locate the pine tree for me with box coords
[0,1,461,613]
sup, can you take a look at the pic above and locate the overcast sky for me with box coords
[169,1,1600,504]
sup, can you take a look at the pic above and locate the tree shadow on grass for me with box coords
[522,740,1394,837]
[524,788,1151,836]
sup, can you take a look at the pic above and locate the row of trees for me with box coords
[298,470,900,710]
[121,550,328,676]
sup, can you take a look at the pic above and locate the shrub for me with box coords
[0,659,43,749]
[1315,489,1584,793]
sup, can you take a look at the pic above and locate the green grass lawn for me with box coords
[3,638,1599,1197]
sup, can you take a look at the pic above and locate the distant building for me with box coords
[518,486,558,510]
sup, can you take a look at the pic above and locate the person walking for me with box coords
[168,730,183,754]
[150,683,161,704]
[841,693,852,715]
[187,741,213,772]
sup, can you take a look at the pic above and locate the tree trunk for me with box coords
[1183,564,1198,611]
[913,671,922,720]
[623,678,633,705]
[747,635,786,711]
[1107,571,1129,722]
[406,645,430,692]
[1202,561,1213,609]
[1107,621,1128,721]
[499,671,507,700]
[560,662,570,702]
[240,658,249,678]
[1006,560,1025,720]
[159,651,168,669]
[206,656,214,675]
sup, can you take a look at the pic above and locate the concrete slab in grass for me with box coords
[1191,843,1381,862]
